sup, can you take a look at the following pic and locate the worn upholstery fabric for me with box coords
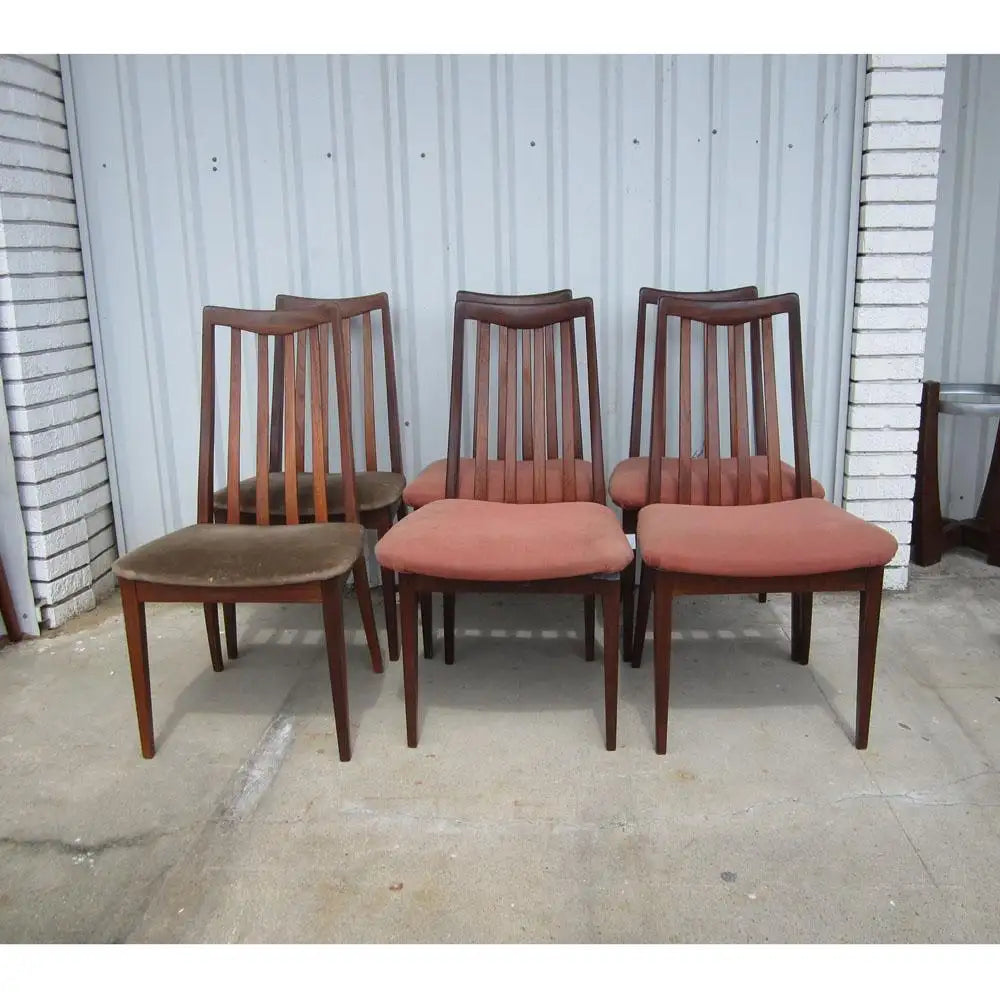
[609,456,825,510]
[113,522,364,588]
[375,499,633,581]
[212,471,404,519]
[637,498,898,577]
[402,458,595,507]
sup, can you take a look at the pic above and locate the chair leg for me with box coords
[376,519,400,663]
[631,562,653,669]
[620,510,638,661]
[222,603,238,659]
[121,580,154,759]
[913,380,943,566]
[855,567,884,750]
[203,604,224,672]
[584,595,596,661]
[420,592,434,659]
[400,578,420,748]
[443,593,456,665]
[653,573,673,755]
[757,593,767,603]
[791,592,813,665]
[353,556,384,675]
[320,578,352,762]
[600,585,619,751]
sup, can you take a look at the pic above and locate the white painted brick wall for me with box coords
[844,55,946,590]
[0,54,117,628]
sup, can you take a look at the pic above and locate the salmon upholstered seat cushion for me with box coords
[609,456,825,509]
[213,471,405,519]
[375,499,634,582]
[113,522,364,588]
[637,498,897,578]
[402,458,595,507]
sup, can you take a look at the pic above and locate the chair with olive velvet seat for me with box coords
[112,303,377,762]
[376,295,633,751]
[209,292,403,665]
[634,292,897,754]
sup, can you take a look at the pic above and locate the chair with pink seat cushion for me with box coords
[634,292,897,753]
[376,295,633,750]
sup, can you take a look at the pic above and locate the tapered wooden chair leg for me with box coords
[631,563,653,669]
[321,579,352,762]
[443,593,456,664]
[420,592,434,659]
[376,521,400,662]
[913,380,943,567]
[653,574,673,755]
[855,568,883,750]
[222,603,238,659]
[353,556,384,675]
[620,510,638,660]
[584,595,596,661]
[122,581,155,759]
[757,593,767,603]
[791,592,812,665]
[203,603,224,672]
[601,585,619,751]
[400,579,420,748]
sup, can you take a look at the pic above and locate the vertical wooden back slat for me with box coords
[749,318,766,455]
[729,323,752,504]
[497,325,509,460]
[379,301,404,475]
[559,320,576,501]
[504,330,518,502]
[331,316,359,525]
[255,335,270,525]
[445,306,464,500]
[197,312,216,525]
[544,328,558,459]
[704,324,721,505]
[283,335,300,524]
[584,303,606,503]
[362,310,377,472]
[226,327,241,524]
[319,326,330,471]
[532,329,547,501]
[678,318,692,504]
[761,315,782,502]
[628,295,649,457]
[788,304,813,498]
[309,327,329,521]
[473,320,490,499]
[648,305,669,505]
[521,328,533,461]
[294,330,307,472]
[268,338,285,472]
[570,332,583,458]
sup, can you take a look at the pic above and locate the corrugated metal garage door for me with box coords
[66,55,862,550]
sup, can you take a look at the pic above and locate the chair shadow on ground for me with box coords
[399,592,837,751]
[150,599,386,754]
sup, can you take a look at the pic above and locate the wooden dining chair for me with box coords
[112,304,375,762]
[208,293,402,664]
[610,284,829,663]
[375,296,633,750]
[633,293,898,753]
[401,288,578,665]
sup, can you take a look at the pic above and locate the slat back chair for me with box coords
[405,287,577,662]
[113,305,380,762]
[614,285,759,660]
[632,294,897,752]
[375,296,633,751]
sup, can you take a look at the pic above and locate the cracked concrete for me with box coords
[1,550,999,941]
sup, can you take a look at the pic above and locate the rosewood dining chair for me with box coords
[208,293,403,664]
[375,296,633,750]
[633,293,897,753]
[401,288,580,665]
[112,304,375,762]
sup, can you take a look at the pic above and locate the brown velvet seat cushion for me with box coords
[113,522,364,588]
[637,498,898,578]
[609,456,825,510]
[402,458,595,507]
[375,499,634,582]
[212,471,405,519]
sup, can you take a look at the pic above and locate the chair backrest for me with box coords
[646,292,811,507]
[445,296,606,503]
[456,289,573,305]
[273,292,402,477]
[629,285,759,458]
[197,304,357,526]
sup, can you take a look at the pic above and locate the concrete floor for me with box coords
[1,551,999,943]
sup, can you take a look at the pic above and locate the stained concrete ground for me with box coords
[1,551,999,943]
